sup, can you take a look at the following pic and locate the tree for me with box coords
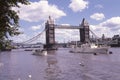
[0,0,30,49]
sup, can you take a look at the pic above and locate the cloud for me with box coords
[100,17,120,29]
[11,34,30,43]
[13,0,66,22]
[69,0,89,12]
[30,24,45,31]
[55,29,79,43]
[31,25,41,31]
[95,4,103,9]
[90,25,110,38]
[90,17,120,38]
[61,24,70,26]
[90,13,105,20]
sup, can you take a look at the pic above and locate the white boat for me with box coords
[32,49,47,56]
[70,43,109,54]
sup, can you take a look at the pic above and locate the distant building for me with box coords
[90,34,112,45]
[110,35,120,47]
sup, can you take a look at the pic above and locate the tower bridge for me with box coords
[21,16,90,50]
[45,16,89,50]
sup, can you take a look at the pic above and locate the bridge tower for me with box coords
[79,18,90,43]
[45,16,56,50]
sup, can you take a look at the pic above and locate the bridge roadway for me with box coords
[54,25,81,29]
[0,48,120,80]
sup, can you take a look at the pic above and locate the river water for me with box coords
[0,48,120,80]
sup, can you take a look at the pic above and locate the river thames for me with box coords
[0,48,120,80]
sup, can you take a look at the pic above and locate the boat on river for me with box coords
[32,49,47,56]
[70,43,109,54]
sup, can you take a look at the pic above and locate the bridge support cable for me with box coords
[89,29,99,39]
[89,29,100,45]
[21,22,47,44]
[22,29,46,44]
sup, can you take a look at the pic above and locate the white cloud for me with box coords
[30,21,46,31]
[11,34,30,43]
[13,0,66,22]
[90,13,105,20]
[100,17,120,28]
[61,24,70,26]
[55,29,79,43]
[69,0,89,12]
[30,25,44,31]
[90,25,110,38]
[31,25,41,31]
[90,17,120,38]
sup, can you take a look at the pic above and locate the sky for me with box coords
[11,0,120,43]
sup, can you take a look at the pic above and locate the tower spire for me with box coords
[47,16,54,24]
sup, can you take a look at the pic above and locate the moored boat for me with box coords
[32,49,47,56]
[70,43,109,54]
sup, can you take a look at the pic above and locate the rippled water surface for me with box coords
[0,48,120,80]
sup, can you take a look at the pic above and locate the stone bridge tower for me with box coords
[45,16,56,50]
[79,18,90,43]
